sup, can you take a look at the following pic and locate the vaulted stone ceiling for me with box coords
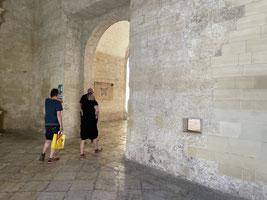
[61,0,130,20]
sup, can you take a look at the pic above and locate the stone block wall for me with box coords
[126,0,267,199]
[31,0,67,132]
[1,0,266,198]
[93,51,127,121]
[210,0,267,193]
[0,0,34,130]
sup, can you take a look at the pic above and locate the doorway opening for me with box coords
[84,21,130,122]
[125,58,130,113]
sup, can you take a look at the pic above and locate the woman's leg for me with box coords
[80,140,85,154]
[93,138,98,150]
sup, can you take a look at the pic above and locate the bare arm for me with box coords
[57,111,63,132]
[94,105,99,119]
[80,103,83,116]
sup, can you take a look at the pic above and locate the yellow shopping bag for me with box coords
[51,132,65,149]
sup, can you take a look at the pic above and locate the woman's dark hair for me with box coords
[50,88,59,97]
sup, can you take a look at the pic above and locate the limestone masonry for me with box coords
[0,0,266,199]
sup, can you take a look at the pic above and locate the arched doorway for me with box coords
[84,21,130,122]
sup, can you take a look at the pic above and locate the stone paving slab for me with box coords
[70,180,95,191]
[19,181,50,192]
[37,192,66,200]
[45,181,73,192]
[0,121,246,200]
[9,192,41,200]
[64,190,92,200]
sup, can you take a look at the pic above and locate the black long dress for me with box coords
[80,99,98,141]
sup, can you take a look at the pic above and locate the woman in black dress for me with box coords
[80,91,101,158]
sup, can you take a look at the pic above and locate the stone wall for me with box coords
[93,51,127,121]
[126,0,267,199]
[210,0,267,197]
[62,19,83,137]
[31,0,67,132]
[0,0,34,130]
[1,0,266,198]
[0,0,68,133]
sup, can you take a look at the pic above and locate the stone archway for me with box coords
[84,20,130,121]
[83,18,130,94]
[62,5,130,137]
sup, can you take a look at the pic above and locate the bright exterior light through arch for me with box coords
[125,58,130,113]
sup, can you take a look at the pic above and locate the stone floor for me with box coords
[0,120,246,200]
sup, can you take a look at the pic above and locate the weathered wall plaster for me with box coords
[126,0,267,199]
[62,19,83,138]
[0,0,5,25]
[31,0,68,133]
[1,0,267,199]
[0,0,34,130]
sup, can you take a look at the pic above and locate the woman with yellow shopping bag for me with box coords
[39,88,63,163]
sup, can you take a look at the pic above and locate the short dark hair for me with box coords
[87,88,93,93]
[50,88,59,97]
